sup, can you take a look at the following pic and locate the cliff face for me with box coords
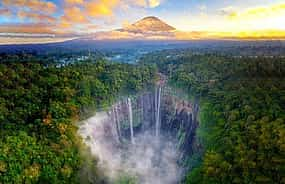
[107,86,200,159]
[161,92,200,158]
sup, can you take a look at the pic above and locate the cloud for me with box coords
[0,32,55,38]
[91,28,176,40]
[0,37,76,45]
[214,30,285,40]
[0,23,55,34]
[130,0,147,7]
[0,8,12,17]
[2,0,285,41]
[219,6,235,15]
[221,3,285,31]
[228,3,285,20]
[122,20,131,28]
[61,7,89,25]
[129,0,162,8]
[85,0,119,17]
[0,0,163,38]
[89,30,141,40]
[85,24,99,30]
[148,0,161,8]
[198,5,207,11]
[2,0,57,14]
[175,30,285,40]
[58,5,99,34]
[18,10,56,23]
[175,31,211,40]
[0,22,81,37]
[64,0,84,5]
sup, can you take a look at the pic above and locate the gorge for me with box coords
[78,83,201,184]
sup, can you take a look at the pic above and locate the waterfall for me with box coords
[140,96,144,131]
[155,86,162,137]
[111,107,119,143]
[114,104,121,141]
[78,89,191,184]
[155,87,157,128]
[128,98,135,144]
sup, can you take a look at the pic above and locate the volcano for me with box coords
[120,16,176,33]
[90,16,177,40]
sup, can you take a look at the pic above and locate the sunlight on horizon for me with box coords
[0,0,285,43]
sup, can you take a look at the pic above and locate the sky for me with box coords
[0,0,285,42]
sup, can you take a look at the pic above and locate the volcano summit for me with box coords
[119,16,176,33]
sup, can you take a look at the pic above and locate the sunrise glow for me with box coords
[0,0,285,43]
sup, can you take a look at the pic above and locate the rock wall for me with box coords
[109,86,200,159]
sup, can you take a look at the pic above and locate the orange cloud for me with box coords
[58,6,91,30]
[58,21,72,29]
[85,0,119,17]
[61,7,89,24]
[0,8,12,17]
[0,23,55,34]
[122,20,131,28]
[65,0,84,5]
[18,11,56,23]
[175,31,211,40]
[2,0,57,14]
[0,22,80,37]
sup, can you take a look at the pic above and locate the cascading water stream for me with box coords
[155,86,162,137]
[113,104,121,142]
[128,98,135,144]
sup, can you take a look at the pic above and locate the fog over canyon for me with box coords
[78,85,200,183]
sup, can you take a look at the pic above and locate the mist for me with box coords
[78,111,182,184]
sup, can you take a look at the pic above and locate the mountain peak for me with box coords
[122,16,176,33]
[141,16,161,21]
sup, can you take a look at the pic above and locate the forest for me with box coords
[0,58,156,183]
[141,51,285,183]
[1,49,285,184]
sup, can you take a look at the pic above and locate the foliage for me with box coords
[142,52,285,183]
[0,60,155,183]
[115,174,137,184]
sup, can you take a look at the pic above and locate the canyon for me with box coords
[78,84,201,183]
